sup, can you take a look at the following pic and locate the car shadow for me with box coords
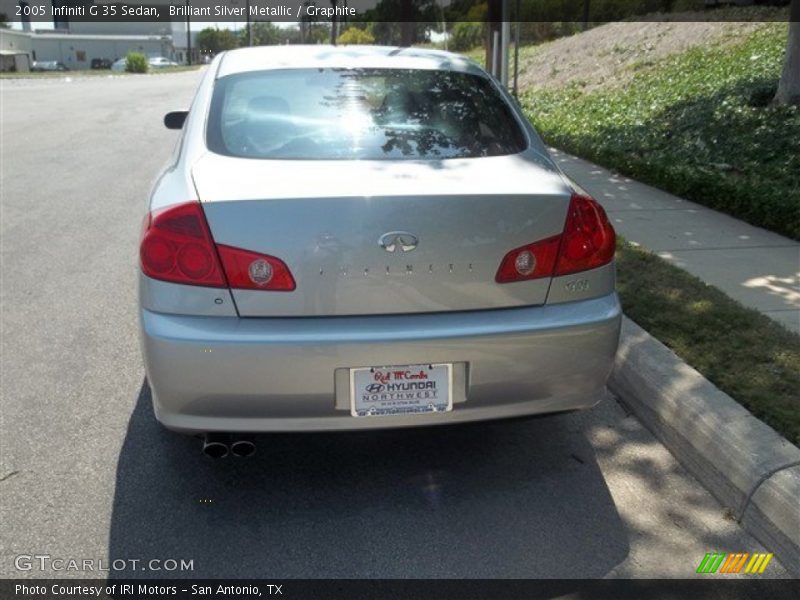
[107,380,628,578]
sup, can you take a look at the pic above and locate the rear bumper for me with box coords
[140,293,621,433]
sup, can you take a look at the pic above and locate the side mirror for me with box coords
[164,111,188,130]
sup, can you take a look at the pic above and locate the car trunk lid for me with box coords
[193,153,572,317]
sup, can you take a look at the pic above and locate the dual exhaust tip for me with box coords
[202,434,256,459]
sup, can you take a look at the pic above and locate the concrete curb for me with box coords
[609,317,800,576]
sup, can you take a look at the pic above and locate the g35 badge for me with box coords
[565,279,590,293]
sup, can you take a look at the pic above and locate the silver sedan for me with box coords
[139,45,620,457]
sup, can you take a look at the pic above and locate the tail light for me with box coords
[217,245,296,291]
[140,201,295,291]
[495,193,615,283]
[554,193,616,276]
[140,202,227,288]
[495,236,561,283]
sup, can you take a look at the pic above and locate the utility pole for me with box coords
[330,0,338,45]
[438,0,447,50]
[400,0,413,46]
[485,0,510,86]
[486,0,501,78]
[500,0,510,87]
[513,0,520,96]
[583,0,590,31]
[185,0,191,65]
[246,0,253,46]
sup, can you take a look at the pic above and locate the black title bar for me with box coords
[3,579,800,600]
[3,0,792,24]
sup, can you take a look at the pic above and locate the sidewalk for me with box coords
[551,149,800,335]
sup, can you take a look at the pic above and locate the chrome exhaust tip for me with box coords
[230,437,256,458]
[202,434,229,459]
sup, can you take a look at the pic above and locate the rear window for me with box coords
[206,68,527,160]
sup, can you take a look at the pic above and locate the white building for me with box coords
[169,21,200,65]
[29,32,175,67]
[0,29,33,71]
[1,0,210,70]
[64,19,173,37]
[0,21,192,71]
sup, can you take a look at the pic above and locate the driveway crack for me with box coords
[0,470,20,483]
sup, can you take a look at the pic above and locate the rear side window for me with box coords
[207,68,527,160]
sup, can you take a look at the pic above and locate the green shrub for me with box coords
[747,81,778,108]
[125,52,148,74]
[337,27,375,46]
[449,22,484,52]
[520,26,800,240]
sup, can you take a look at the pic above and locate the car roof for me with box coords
[216,45,486,79]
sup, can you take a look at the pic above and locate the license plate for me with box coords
[349,363,453,417]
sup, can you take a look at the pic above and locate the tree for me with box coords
[196,28,215,54]
[774,0,800,106]
[240,21,281,47]
[218,29,240,51]
[305,23,331,45]
[299,2,331,44]
[197,28,240,55]
[359,0,435,46]
[300,1,316,43]
[485,0,501,73]
[337,26,376,45]
[330,0,339,44]
[449,22,483,51]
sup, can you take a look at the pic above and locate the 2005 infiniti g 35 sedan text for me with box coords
[139,46,621,454]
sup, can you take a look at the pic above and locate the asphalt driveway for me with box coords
[0,71,788,579]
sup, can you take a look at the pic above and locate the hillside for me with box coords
[514,21,767,92]
[511,14,799,239]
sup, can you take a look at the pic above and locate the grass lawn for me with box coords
[616,238,800,444]
[519,25,800,240]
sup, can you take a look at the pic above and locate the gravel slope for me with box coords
[516,20,776,92]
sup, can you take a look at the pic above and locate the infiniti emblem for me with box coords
[378,231,418,253]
